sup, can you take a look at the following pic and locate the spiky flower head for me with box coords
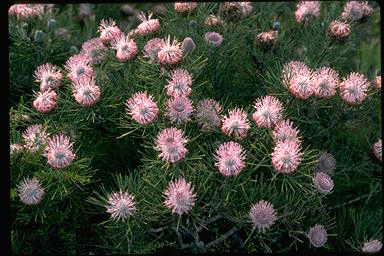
[157,36,183,67]
[10,144,24,155]
[249,200,277,232]
[214,141,246,176]
[313,172,334,194]
[312,66,340,98]
[17,177,44,205]
[252,96,283,128]
[295,1,320,23]
[373,139,382,162]
[22,124,50,152]
[289,72,314,99]
[204,14,224,27]
[271,141,302,174]
[342,1,364,21]
[43,134,76,169]
[125,91,159,125]
[195,98,222,132]
[222,108,250,140]
[65,54,93,82]
[339,72,370,105]
[9,4,45,21]
[375,76,381,90]
[361,1,373,17]
[204,32,224,47]
[143,38,165,63]
[218,2,244,22]
[34,63,63,92]
[81,37,108,65]
[72,76,101,107]
[281,61,312,88]
[166,68,193,97]
[312,151,336,175]
[164,177,196,215]
[272,119,300,144]
[328,20,351,40]
[98,18,122,45]
[106,191,136,221]
[362,239,382,253]
[111,34,138,62]
[308,224,327,248]
[239,2,254,17]
[174,2,197,13]
[154,128,188,163]
[257,31,278,47]
[165,96,194,125]
[135,11,160,36]
[33,90,57,113]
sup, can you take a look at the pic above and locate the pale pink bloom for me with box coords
[195,98,222,132]
[204,32,223,47]
[143,38,165,62]
[22,124,50,152]
[174,2,197,13]
[312,67,339,98]
[204,15,223,27]
[10,144,24,155]
[166,68,193,97]
[106,191,136,221]
[308,224,327,248]
[361,1,373,17]
[81,37,108,65]
[34,63,63,92]
[342,1,364,21]
[271,140,302,174]
[125,91,159,125]
[257,31,278,45]
[9,4,44,21]
[164,177,196,215]
[281,61,312,88]
[313,172,334,194]
[252,96,283,128]
[239,2,253,17]
[33,90,57,113]
[373,139,382,162]
[272,119,300,144]
[65,54,93,82]
[221,108,251,140]
[135,11,160,36]
[339,72,370,105]
[249,200,277,232]
[375,76,381,90]
[289,72,314,99]
[72,77,101,107]
[362,239,382,253]
[111,34,138,62]
[214,141,246,176]
[44,134,76,169]
[154,128,188,163]
[97,18,122,45]
[158,36,183,66]
[295,1,320,23]
[328,20,351,39]
[165,96,194,125]
[17,177,44,205]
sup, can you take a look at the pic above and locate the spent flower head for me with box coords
[313,172,334,194]
[195,98,222,132]
[308,224,327,248]
[312,151,336,175]
[81,37,108,65]
[174,2,197,13]
[204,32,224,47]
[362,239,382,254]
[165,96,194,125]
[17,177,45,205]
[22,124,50,152]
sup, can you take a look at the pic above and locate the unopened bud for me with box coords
[34,30,44,42]
[182,37,195,54]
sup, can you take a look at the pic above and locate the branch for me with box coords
[204,225,240,250]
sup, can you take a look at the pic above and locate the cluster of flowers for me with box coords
[8,4,46,21]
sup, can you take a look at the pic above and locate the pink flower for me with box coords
[272,119,300,144]
[111,34,138,62]
[312,67,339,99]
[373,139,382,162]
[362,239,382,253]
[143,38,165,62]
[166,68,193,97]
[174,2,197,13]
[204,32,223,47]
[221,108,251,140]
[106,191,136,221]
[271,140,302,174]
[135,11,160,36]
[328,20,351,40]
[154,128,188,163]
[9,4,44,21]
[289,73,314,99]
[81,37,108,65]
[281,61,312,89]
[65,54,93,82]
[34,63,63,92]
[72,77,101,107]
[22,124,50,152]
[158,36,183,67]
[204,15,223,27]
[195,98,222,132]
[239,2,254,17]
[98,18,122,45]
[295,1,320,23]
[249,200,277,232]
[252,96,283,128]
[125,91,159,125]
[10,144,24,155]
[165,96,194,125]
[308,224,327,248]
[17,177,45,205]
[33,90,57,113]
[214,141,246,176]
[257,31,278,45]
[375,76,381,90]
[339,72,370,105]
[342,1,364,21]
[43,134,76,169]
[361,1,373,17]
[164,177,196,215]
[313,172,334,194]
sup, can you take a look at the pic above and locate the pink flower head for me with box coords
[249,200,277,232]
[106,191,136,221]
[257,31,278,46]
[272,119,300,144]
[214,141,246,176]
[328,20,351,40]
[158,36,183,67]
[9,4,44,21]
[252,96,283,128]
[135,11,160,36]
[221,108,251,140]
[312,66,340,98]
[373,139,382,162]
[81,37,108,65]
[281,61,312,88]
[17,177,45,205]
[204,15,223,27]
[43,134,76,169]
[195,98,222,132]
[204,32,223,47]
[154,128,188,163]
[165,96,194,125]
[308,224,327,248]
[239,2,254,17]
[72,76,101,107]
[271,140,302,174]
[375,76,381,90]
[33,90,57,113]
[10,144,24,155]
[339,72,370,105]
[313,172,334,194]
[65,54,93,82]
[164,177,196,215]
[342,1,364,21]
[362,239,382,253]
[174,2,198,13]
[34,63,63,92]
[295,1,320,23]
[361,1,373,17]
[166,68,193,97]
[143,38,165,62]
[289,72,314,99]
[125,91,159,125]
[98,18,122,45]
[22,124,50,152]
[111,34,138,62]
